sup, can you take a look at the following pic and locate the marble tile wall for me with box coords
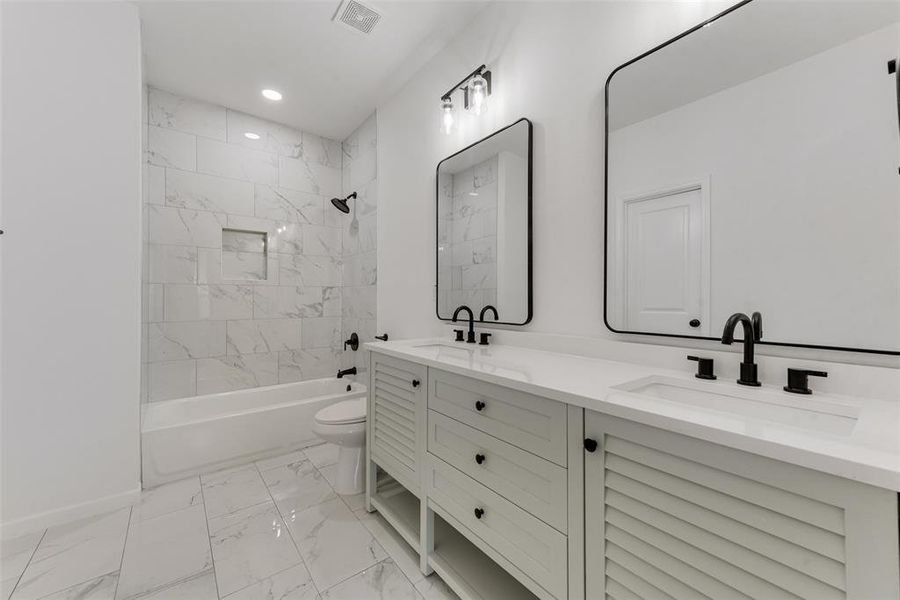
[141,88,351,402]
[339,114,377,376]
[437,156,498,315]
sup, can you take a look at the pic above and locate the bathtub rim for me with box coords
[141,378,368,433]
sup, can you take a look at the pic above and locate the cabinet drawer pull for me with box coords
[412,379,421,388]
[584,438,599,453]
[475,453,486,465]
[474,507,485,519]
[475,400,486,412]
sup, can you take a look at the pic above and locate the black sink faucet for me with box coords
[721,311,762,387]
[479,305,499,322]
[452,305,476,343]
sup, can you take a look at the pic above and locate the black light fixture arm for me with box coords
[440,64,491,101]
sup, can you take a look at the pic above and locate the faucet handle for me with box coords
[453,329,464,342]
[687,356,716,380]
[479,332,492,346]
[784,368,827,395]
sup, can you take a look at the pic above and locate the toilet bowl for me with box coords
[312,397,367,495]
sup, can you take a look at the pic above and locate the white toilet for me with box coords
[312,398,367,495]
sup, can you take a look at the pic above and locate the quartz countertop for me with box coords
[366,339,900,491]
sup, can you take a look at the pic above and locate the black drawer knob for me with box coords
[474,507,485,519]
[475,400,486,412]
[584,438,599,453]
[412,379,420,388]
[475,453,486,465]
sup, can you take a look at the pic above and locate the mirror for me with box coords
[437,118,532,325]
[605,0,900,354]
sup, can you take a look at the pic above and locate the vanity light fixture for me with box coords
[244,132,261,140]
[261,88,283,101]
[467,73,489,115]
[440,97,456,135]
[439,64,492,134]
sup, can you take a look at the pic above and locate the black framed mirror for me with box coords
[604,0,900,355]
[436,118,533,326]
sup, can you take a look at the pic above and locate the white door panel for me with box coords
[622,184,709,335]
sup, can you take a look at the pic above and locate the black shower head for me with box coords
[330,192,357,214]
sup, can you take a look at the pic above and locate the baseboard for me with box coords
[1,485,141,539]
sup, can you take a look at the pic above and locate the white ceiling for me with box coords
[138,0,489,140]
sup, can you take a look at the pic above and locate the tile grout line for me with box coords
[112,506,134,600]
[250,459,324,598]
[6,528,47,600]
[197,475,222,600]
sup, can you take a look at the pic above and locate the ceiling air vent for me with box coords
[334,0,382,35]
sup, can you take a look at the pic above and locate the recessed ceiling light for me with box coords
[244,132,261,140]
[261,89,283,101]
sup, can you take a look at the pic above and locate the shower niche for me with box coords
[221,228,269,281]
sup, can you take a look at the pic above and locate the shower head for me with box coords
[330,192,357,214]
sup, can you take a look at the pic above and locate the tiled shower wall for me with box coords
[339,115,377,375]
[141,88,375,402]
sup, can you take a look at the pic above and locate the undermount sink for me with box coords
[613,376,860,436]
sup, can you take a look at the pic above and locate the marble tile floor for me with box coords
[1,444,458,600]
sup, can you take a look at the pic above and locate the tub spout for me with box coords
[337,367,357,379]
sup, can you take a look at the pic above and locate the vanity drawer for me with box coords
[426,454,568,599]
[428,369,567,466]
[428,410,568,533]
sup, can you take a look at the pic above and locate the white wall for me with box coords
[377,1,730,338]
[1,2,143,535]
[609,23,900,351]
[376,1,900,368]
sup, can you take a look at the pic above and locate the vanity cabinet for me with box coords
[584,412,900,600]
[368,354,427,495]
[424,369,581,600]
[366,348,899,600]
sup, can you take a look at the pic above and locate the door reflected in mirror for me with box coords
[436,118,532,326]
[605,0,900,354]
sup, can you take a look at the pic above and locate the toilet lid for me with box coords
[316,398,366,425]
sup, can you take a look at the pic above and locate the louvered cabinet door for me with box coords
[584,412,899,600]
[369,353,426,495]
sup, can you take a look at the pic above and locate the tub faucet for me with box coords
[336,367,357,379]
[452,305,476,343]
[721,311,762,387]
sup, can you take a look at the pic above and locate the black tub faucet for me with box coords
[452,305,476,343]
[336,367,357,379]
[721,311,763,386]
[479,305,499,322]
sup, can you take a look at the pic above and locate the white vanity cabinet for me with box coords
[366,346,900,600]
[367,353,427,496]
[584,412,900,600]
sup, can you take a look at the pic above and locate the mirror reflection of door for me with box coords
[620,182,709,336]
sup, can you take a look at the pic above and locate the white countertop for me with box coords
[366,338,900,491]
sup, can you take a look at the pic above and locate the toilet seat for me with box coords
[315,398,366,425]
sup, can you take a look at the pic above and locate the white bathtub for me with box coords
[141,378,366,488]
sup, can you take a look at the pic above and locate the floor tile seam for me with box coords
[252,461,322,598]
[6,528,47,600]
[117,568,214,600]
[112,506,134,600]
[205,497,273,523]
[198,475,222,600]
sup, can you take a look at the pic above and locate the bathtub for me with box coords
[141,378,366,488]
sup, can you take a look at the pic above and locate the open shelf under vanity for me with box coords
[367,467,540,600]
